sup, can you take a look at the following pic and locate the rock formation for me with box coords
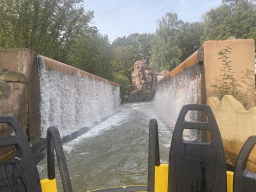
[129,61,157,102]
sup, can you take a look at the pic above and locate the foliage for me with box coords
[113,74,132,98]
[150,13,203,72]
[0,91,2,106]
[200,0,256,44]
[111,33,155,64]
[111,43,156,98]
[111,46,137,81]
[131,33,155,63]
[0,0,118,82]
[68,33,114,80]
[2,0,256,100]
[177,22,204,62]
[151,13,183,71]
[111,33,140,49]
[211,46,249,107]
[149,0,256,73]
[0,0,94,63]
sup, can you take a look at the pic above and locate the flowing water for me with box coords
[154,64,202,127]
[38,102,173,192]
[38,58,120,138]
[154,64,202,140]
[37,63,203,191]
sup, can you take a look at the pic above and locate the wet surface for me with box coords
[38,102,173,191]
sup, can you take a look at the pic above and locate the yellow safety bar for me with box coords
[40,165,234,192]
[41,179,58,192]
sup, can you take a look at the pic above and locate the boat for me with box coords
[0,104,256,192]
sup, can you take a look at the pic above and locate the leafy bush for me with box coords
[113,74,132,98]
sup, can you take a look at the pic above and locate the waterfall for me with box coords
[153,64,202,140]
[38,56,120,138]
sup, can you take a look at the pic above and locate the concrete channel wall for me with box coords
[204,39,255,109]
[155,39,256,170]
[0,48,120,162]
[154,50,204,125]
[208,95,256,172]
[38,55,120,139]
[0,49,40,142]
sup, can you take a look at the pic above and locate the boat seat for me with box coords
[0,115,42,192]
[233,135,256,192]
[0,115,73,192]
[168,104,227,192]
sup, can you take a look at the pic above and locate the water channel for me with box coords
[38,102,173,192]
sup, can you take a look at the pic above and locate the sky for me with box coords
[83,0,223,42]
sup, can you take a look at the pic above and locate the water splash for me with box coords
[39,65,120,138]
[154,64,202,140]
[37,102,172,191]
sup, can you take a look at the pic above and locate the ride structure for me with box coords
[0,104,256,191]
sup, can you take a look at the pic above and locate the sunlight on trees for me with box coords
[1,0,256,98]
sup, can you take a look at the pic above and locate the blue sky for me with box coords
[83,0,222,42]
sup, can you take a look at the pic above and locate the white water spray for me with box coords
[39,63,120,137]
[154,65,202,140]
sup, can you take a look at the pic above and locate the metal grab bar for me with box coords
[47,126,73,192]
[148,119,160,192]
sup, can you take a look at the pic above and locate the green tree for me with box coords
[110,46,138,98]
[111,34,156,98]
[177,22,204,62]
[200,0,256,44]
[111,33,140,49]
[111,33,155,64]
[68,33,114,80]
[111,46,137,80]
[131,33,155,63]
[151,13,183,71]
[113,74,132,98]
[0,0,93,63]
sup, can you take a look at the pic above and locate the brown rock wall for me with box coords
[129,61,157,102]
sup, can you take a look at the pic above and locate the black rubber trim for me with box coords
[32,127,91,164]
[61,126,90,143]
[34,146,47,164]
[91,186,147,192]
[226,163,235,172]
[32,138,47,155]
[233,135,256,192]
[32,138,47,164]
